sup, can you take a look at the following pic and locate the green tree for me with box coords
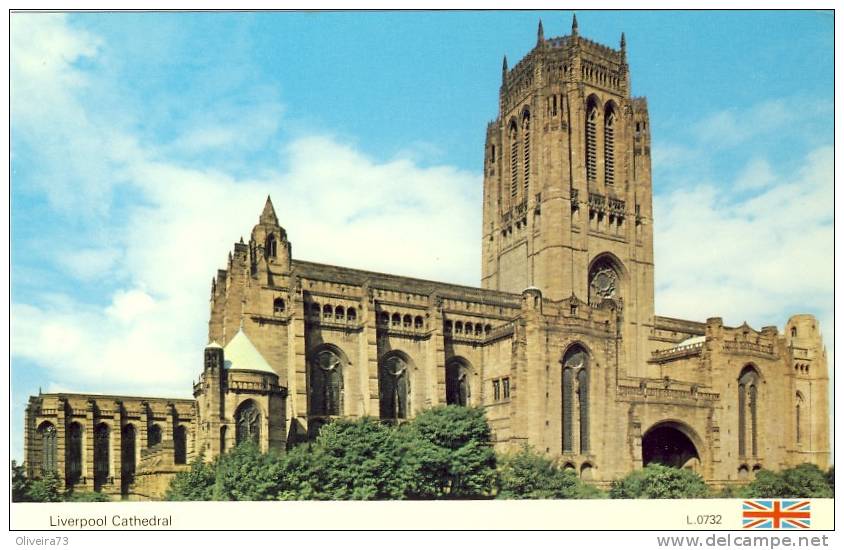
[496,445,601,499]
[743,464,833,498]
[404,406,497,499]
[213,442,285,501]
[65,491,111,502]
[291,417,417,500]
[165,455,217,501]
[825,466,834,495]
[274,442,323,500]
[11,461,31,502]
[609,464,709,499]
[26,470,63,502]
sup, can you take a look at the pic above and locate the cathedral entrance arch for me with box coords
[642,421,701,470]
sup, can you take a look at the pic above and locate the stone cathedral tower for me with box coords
[482,16,654,376]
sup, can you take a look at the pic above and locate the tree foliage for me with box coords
[743,464,833,498]
[826,466,834,495]
[403,406,497,499]
[164,406,499,501]
[165,454,217,501]
[65,490,111,502]
[609,464,709,499]
[25,470,63,502]
[496,445,602,499]
[284,417,417,500]
[213,443,285,501]
[12,461,31,502]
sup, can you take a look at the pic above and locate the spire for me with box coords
[620,31,626,52]
[502,54,508,74]
[259,195,279,226]
[501,54,508,85]
[571,13,579,36]
[537,19,544,45]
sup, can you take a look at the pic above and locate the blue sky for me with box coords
[10,10,834,461]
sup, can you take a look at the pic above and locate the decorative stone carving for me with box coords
[590,266,617,302]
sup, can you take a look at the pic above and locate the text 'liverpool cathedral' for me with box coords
[24,17,830,499]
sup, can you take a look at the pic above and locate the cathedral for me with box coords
[23,17,830,499]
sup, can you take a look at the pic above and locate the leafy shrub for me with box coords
[609,464,708,499]
[66,491,111,502]
[165,455,216,501]
[743,464,833,498]
[212,442,285,501]
[25,470,63,502]
[403,406,497,499]
[496,445,602,499]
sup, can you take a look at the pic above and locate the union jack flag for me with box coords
[742,500,811,529]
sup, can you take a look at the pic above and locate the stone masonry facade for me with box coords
[24,17,830,499]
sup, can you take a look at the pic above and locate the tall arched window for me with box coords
[148,424,162,447]
[66,422,83,486]
[266,234,277,258]
[588,255,621,306]
[522,111,531,195]
[562,368,574,452]
[738,366,760,458]
[445,359,471,406]
[604,105,615,185]
[379,353,410,420]
[121,424,136,494]
[174,425,187,465]
[585,101,599,183]
[93,423,110,491]
[38,422,57,475]
[509,120,519,198]
[310,348,344,417]
[235,400,261,446]
[578,368,589,452]
[795,392,804,446]
[562,346,589,454]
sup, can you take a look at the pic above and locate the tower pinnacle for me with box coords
[571,13,579,36]
[537,19,544,44]
[620,31,626,52]
[260,195,279,226]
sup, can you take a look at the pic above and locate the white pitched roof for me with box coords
[223,329,275,374]
[677,335,706,347]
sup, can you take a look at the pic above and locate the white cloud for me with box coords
[166,101,285,156]
[10,15,480,401]
[654,146,833,326]
[56,247,120,281]
[734,157,775,191]
[11,13,143,217]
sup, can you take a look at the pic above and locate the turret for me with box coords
[204,341,224,374]
[249,195,292,277]
[195,341,226,458]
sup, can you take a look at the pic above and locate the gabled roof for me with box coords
[223,329,275,374]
